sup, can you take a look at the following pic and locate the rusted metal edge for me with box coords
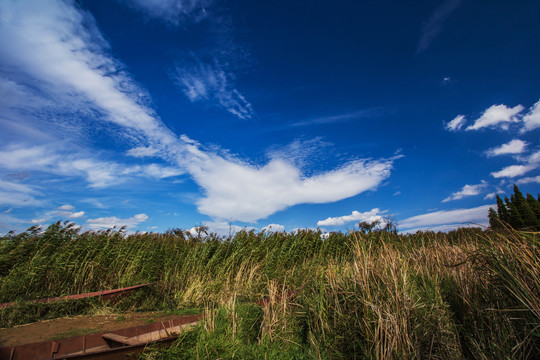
[0,283,153,310]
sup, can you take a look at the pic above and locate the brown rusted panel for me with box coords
[0,314,203,360]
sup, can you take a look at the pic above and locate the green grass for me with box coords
[1,222,539,358]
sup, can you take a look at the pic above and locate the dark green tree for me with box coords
[496,195,510,224]
[489,185,540,230]
[488,207,502,229]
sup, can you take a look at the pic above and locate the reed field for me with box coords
[0,222,538,359]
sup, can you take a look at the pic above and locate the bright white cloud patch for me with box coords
[175,60,254,120]
[57,210,85,219]
[491,164,536,178]
[442,181,487,202]
[517,175,540,185]
[262,224,285,232]
[486,139,527,156]
[86,213,149,230]
[190,155,394,222]
[522,99,540,132]
[526,150,540,164]
[58,204,75,211]
[466,104,524,131]
[0,0,399,226]
[445,115,466,131]
[0,0,178,150]
[399,204,492,230]
[317,208,384,227]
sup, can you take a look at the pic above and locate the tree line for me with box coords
[488,185,540,230]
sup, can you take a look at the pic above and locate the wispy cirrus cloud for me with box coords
[317,208,384,227]
[291,109,385,128]
[174,59,254,120]
[486,139,527,157]
[417,0,462,54]
[124,0,211,24]
[442,181,487,202]
[399,204,492,231]
[0,179,42,207]
[0,0,399,225]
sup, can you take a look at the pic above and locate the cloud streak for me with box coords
[417,0,461,54]
[126,0,211,24]
[399,204,492,231]
[174,59,254,120]
[317,208,384,227]
[442,181,487,202]
[0,0,398,224]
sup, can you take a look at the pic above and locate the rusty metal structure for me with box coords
[0,314,202,359]
[0,283,152,310]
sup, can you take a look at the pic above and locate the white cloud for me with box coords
[442,181,487,202]
[58,210,85,219]
[526,150,540,164]
[516,175,540,185]
[191,156,394,222]
[0,145,182,188]
[491,164,536,178]
[31,218,46,224]
[400,223,480,234]
[174,60,254,120]
[484,192,496,200]
[417,0,462,54]
[0,0,178,150]
[86,213,148,230]
[126,0,210,24]
[58,204,75,211]
[522,99,540,132]
[140,164,185,179]
[445,115,466,131]
[127,146,160,158]
[262,224,285,232]
[466,104,524,131]
[486,139,527,157]
[0,0,399,224]
[399,205,493,230]
[317,208,384,227]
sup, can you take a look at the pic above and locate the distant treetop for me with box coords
[489,185,540,231]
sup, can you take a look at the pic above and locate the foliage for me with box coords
[1,222,539,358]
[489,185,540,230]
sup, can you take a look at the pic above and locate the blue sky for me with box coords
[1,0,539,235]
